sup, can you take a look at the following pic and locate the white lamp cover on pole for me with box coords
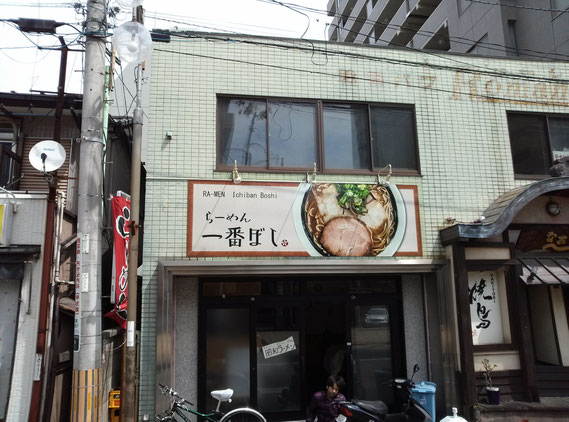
[111,21,152,66]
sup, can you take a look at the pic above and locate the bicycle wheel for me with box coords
[219,408,266,422]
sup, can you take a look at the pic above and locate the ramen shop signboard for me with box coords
[187,181,421,257]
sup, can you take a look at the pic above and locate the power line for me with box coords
[161,32,569,85]
[0,45,37,49]
[326,20,569,62]
[149,12,299,37]
[0,47,49,63]
[465,0,569,13]
[258,0,569,60]
[328,22,565,79]
[329,23,520,77]
[0,2,75,7]
[153,45,569,107]
[0,19,85,49]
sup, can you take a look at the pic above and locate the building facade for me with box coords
[326,0,569,59]
[142,34,569,420]
[0,92,81,422]
[0,92,132,422]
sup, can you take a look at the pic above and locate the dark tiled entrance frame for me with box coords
[439,176,569,420]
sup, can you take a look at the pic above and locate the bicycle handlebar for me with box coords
[158,383,195,406]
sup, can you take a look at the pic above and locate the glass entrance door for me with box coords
[205,307,251,409]
[255,305,301,415]
[199,277,403,420]
[349,298,403,408]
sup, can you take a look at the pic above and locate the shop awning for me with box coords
[517,257,569,285]
[440,177,569,245]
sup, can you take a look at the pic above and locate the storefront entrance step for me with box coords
[478,396,569,422]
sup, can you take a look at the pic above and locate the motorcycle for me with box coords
[338,364,432,422]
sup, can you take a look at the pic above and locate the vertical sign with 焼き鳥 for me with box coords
[105,193,130,328]
[469,271,504,345]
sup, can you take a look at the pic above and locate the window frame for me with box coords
[216,95,421,176]
[507,111,569,179]
[0,120,20,190]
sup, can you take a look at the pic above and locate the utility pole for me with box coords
[71,0,106,419]
[122,8,144,419]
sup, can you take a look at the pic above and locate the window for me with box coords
[0,122,18,188]
[217,97,419,174]
[507,112,569,176]
[323,104,369,170]
[218,98,316,169]
[507,20,519,57]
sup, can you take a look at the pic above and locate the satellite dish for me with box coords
[29,140,66,172]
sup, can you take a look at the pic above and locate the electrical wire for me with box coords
[0,45,37,49]
[150,31,509,88]
[0,47,50,63]
[0,0,566,59]
[465,0,569,13]
[0,2,75,7]
[257,0,569,61]
[154,46,569,107]
[65,45,79,88]
[324,21,551,77]
[149,13,297,37]
[267,0,310,38]
[115,61,135,119]
[2,0,563,62]
[148,3,569,66]
[161,32,569,86]
[0,19,85,50]
[3,0,568,95]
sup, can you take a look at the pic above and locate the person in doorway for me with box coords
[307,375,346,422]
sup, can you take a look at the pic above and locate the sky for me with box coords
[0,0,333,94]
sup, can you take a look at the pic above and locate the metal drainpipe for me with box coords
[422,273,432,380]
[25,261,33,315]
[40,191,65,420]
[29,186,56,422]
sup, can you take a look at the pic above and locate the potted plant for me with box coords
[481,358,500,405]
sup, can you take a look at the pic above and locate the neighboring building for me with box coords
[0,92,131,422]
[326,0,569,58]
[141,33,569,421]
[0,92,80,422]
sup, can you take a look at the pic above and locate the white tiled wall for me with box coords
[141,34,569,416]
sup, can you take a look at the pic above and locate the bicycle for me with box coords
[156,383,267,422]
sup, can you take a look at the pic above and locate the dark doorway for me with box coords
[305,300,347,399]
[198,276,405,421]
[349,300,402,408]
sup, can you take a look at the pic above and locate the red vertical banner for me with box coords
[105,195,130,328]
